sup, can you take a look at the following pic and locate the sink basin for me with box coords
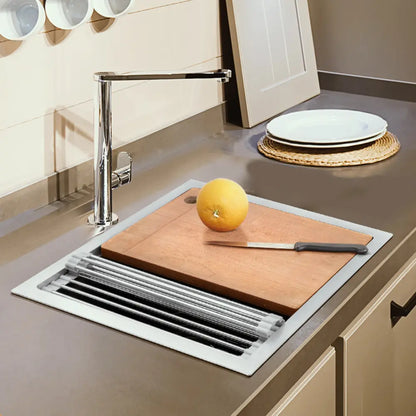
[11,179,392,375]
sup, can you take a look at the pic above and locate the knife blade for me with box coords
[205,241,368,254]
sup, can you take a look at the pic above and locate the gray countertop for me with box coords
[1,90,416,416]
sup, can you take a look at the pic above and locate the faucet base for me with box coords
[87,213,119,227]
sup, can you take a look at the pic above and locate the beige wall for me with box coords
[308,0,416,83]
[0,0,223,197]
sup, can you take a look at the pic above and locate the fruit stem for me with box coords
[213,209,220,218]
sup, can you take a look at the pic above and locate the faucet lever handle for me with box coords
[112,151,132,189]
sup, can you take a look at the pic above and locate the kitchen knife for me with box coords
[205,241,368,254]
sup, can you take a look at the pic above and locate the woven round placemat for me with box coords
[257,131,400,167]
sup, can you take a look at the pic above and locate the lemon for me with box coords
[196,178,248,232]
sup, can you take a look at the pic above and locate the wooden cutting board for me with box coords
[101,188,372,316]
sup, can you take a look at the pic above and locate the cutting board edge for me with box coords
[101,247,299,316]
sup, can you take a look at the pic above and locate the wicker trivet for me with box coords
[257,131,400,167]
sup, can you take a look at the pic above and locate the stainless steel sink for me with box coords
[11,179,392,375]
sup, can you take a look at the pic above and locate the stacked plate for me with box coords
[266,109,388,149]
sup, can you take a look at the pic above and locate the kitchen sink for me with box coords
[11,179,392,375]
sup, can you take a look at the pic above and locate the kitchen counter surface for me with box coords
[1,90,416,416]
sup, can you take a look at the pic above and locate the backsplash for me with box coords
[0,0,223,198]
[308,0,416,83]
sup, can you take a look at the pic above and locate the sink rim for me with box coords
[11,179,392,375]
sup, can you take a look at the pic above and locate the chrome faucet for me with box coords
[87,69,232,227]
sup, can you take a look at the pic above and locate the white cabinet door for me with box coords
[266,347,336,416]
[340,253,416,416]
[226,0,320,127]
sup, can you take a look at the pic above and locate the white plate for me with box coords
[266,129,387,149]
[266,110,388,144]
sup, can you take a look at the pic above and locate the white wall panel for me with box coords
[0,0,222,196]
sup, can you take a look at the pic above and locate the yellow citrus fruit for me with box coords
[196,178,248,232]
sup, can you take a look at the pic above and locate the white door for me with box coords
[226,0,320,127]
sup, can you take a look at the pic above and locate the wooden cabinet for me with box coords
[266,348,336,416]
[339,253,416,416]
[226,0,320,127]
[239,253,416,416]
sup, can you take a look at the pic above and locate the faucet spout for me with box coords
[87,69,232,227]
[94,69,232,83]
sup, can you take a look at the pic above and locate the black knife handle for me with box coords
[294,242,368,254]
